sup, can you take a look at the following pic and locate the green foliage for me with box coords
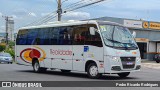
[8,41,15,48]
[0,41,15,58]
[0,45,6,52]
[5,41,15,58]
[5,48,15,58]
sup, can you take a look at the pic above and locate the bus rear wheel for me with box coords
[87,63,101,79]
[33,60,47,73]
[118,72,130,78]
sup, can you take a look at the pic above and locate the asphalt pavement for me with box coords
[0,61,160,81]
[0,61,160,90]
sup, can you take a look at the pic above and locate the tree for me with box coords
[8,41,15,48]
[0,45,6,52]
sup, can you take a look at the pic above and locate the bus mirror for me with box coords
[89,27,95,35]
[132,31,136,38]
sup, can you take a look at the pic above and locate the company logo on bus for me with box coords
[50,49,72,56]
[20,46,46,63]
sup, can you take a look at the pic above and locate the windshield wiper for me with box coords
[104,37,138,50]
[122,43,138,49]
[104,37,122,44]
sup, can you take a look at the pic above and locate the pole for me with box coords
[57,0,62,21]
[5,16,9,45]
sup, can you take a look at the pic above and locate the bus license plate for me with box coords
[126,62,133,65]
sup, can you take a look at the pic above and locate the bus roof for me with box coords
[19,20,123,30]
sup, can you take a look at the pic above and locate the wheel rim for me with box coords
[89,66,98,76]
[34,62,39,71]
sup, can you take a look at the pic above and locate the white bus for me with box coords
[15,20,141,78]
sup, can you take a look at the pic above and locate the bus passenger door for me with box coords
[51,27,73,70]
[72,26,86,71]
[72,46,84,71]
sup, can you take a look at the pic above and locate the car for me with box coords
[0,53,13,64]
[154,54,160,63]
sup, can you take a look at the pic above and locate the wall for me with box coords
[149,42,156,52]
[157,43,160,52]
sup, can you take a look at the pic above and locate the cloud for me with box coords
[62,11,91,20]
[41,13,50,17]
[13,9,36,17]
[11,15,18,19]
[28,12,36,17]
[100,0,160,12]
[0,12,2,16]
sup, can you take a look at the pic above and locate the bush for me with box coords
[0,45,6,52]
[4,41,15,58]
[8,41,15,48]
[5,48,15,58]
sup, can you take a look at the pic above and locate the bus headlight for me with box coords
[136,57,141,62]
[112,56,120,62]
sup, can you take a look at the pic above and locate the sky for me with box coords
[0,0,160,33]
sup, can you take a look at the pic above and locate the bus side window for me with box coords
[59,27,67,45]
[66,27,73,45]
[50,27,59,45]
[58,27,73,45]
[33,38,40,45]
[84,25,103,47]
[73,26,86,45]
[27,29,38,45]
[16,30,28,45]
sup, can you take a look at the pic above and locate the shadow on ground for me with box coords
[17,69,139,80]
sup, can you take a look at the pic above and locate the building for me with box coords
[95,16,160,60]
[0,33,5,43]
[8,19,14,41]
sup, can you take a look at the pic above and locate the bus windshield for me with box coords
[100,25,138,50]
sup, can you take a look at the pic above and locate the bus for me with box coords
[15,20,141,79]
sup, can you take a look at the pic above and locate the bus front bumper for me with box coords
[103,64,141,74]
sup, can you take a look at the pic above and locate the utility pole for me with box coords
[57,0,62,21]
[2,16,13,45]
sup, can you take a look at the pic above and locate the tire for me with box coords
[118,72,130,78]
[156,60,160,63]
[87,63,101,79]
[33,60,47,73]
[61,70,71,73]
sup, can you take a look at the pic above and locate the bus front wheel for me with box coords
[87,63,101,79]
[118,72,130,78]
[33,60,47,73]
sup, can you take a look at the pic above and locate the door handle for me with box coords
[73,53,74,56]
[61,59,64,60]
[76,59,80,61]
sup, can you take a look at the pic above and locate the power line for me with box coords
[62,0,69,3]
[62,0,85,9]
[26,0,108,26]
[25,11,57,26]
[64,0,106,12]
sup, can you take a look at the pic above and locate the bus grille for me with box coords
[120,57,136,69]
